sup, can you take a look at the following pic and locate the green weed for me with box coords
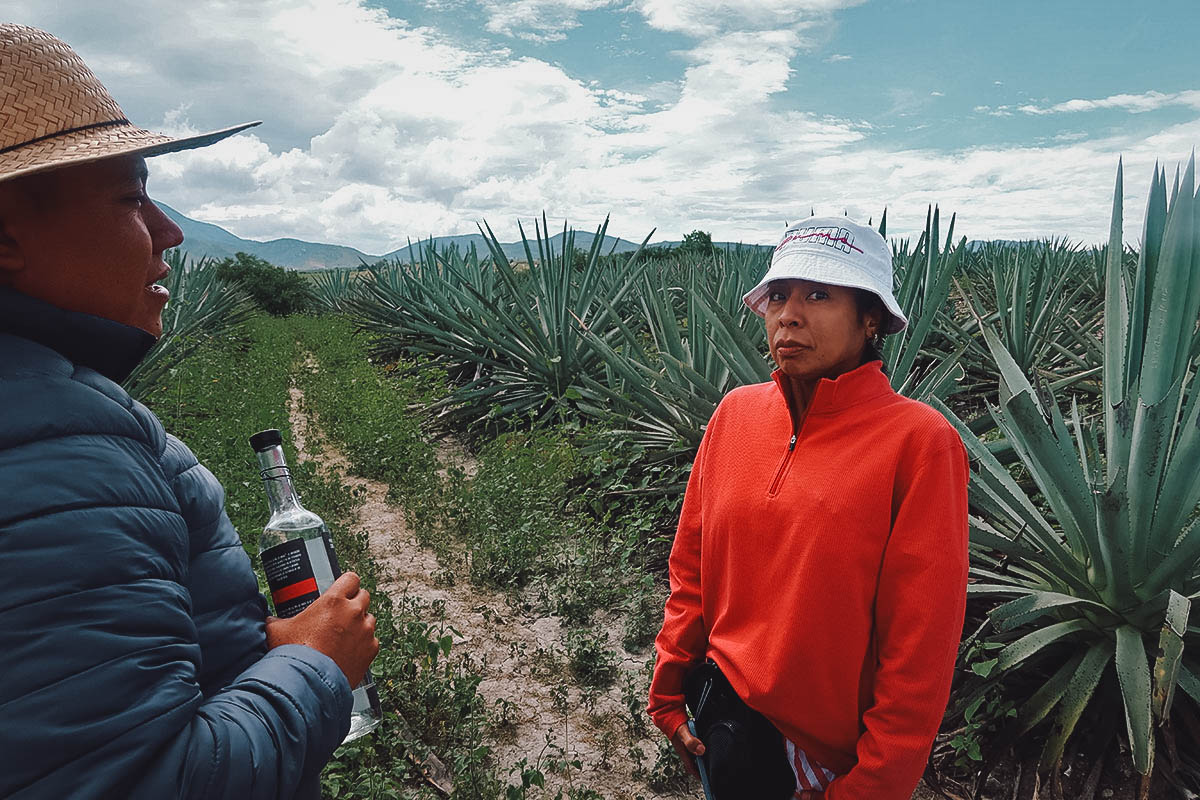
[566,628,619,689]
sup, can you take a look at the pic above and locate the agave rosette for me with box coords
[933,157,1200,782]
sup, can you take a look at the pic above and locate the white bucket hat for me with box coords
[0,24,260,184]
[743,215,907,334]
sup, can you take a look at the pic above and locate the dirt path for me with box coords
[287,379,688,799]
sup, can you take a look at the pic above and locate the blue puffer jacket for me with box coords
[0,289,352,798]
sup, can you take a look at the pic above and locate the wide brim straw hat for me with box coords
[743,215,908,334]
[0,23,260,184]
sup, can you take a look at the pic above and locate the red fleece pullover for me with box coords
[648,360,968,799]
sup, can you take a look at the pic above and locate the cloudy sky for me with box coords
[10,1,1200,254]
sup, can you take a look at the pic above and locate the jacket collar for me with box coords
[0,288,156,384]
[771,359,894,418]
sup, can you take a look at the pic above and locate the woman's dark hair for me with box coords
[854,289,889,369]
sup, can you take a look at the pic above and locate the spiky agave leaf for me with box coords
[882,205,970,402]
[348,217,653,429]
[938,156,1200,780]
[575,253,772,465]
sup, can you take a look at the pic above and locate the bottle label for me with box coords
[262,538,321,618]
[323,534,342,577]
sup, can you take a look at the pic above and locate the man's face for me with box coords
[0,155,184,337]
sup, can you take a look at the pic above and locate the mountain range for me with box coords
[162,205,1022,270]
[161,204,764,270]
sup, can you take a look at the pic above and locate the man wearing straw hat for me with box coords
[0,24,378,798]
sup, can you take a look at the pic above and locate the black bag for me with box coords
[683,661,796,799]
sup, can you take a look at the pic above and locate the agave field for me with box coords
[133,156,1200,799]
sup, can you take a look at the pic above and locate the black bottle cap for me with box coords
[249,429,283,452]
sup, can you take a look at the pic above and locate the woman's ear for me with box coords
[866,308,881,339]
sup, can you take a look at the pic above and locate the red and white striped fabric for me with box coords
[786,739,837,797]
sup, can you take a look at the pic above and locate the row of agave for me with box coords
[313,157,1196,796]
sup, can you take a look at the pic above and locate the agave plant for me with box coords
[124,249,255,401]
[933,157,1200,794]
[349,239,504,383]
[452,215,649,422]
[951,238,1104,399]
[349,217,651,427]
[881,206,970,402]
[576,250,772,463]
[309,267,364,314]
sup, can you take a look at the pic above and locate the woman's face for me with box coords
[764,279,879,385]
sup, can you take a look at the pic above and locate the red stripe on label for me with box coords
[272,577,318,605]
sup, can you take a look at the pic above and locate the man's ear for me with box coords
[0,181,29,281]
[0,221,24,282]
[0,216,26,282]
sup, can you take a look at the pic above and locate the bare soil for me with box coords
[288,381,688,799]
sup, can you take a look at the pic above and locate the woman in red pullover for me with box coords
[648,216,969,799]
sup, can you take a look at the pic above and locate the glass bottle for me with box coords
[249,428,382,744]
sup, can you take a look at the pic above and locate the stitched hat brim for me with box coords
[742,250,909,334]
[0,120,261,184]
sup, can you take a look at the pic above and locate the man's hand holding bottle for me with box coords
[265,571,379,687]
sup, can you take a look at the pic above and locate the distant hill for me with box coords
[161,204,374,270]
[161,204,769,269]
[382,231,649,263]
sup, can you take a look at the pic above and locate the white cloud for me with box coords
[9,0,471,152]
[973,104,1013,117]
[1018,89,1200,115]
[798,118,1200,246]
[633,0,865,37]
[8,0,1197,253]
[479,0,621,42]
[930,90,944,97]
[825,53,852,62]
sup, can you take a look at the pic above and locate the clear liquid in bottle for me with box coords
[251,429,382,744]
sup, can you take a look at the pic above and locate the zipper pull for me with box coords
[788,434,797,451]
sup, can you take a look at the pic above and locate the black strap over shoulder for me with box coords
[683,661,796,799]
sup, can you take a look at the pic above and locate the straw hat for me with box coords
[0,23,259,184]
[743,215,908,334]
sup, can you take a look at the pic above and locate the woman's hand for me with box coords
[671,721,706,779]
[265,571,379,687]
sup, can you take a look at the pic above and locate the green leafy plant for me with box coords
[952,238,1104,398]
[881,206,970,402]
[565,627,619,688]
[932,157,1200,792]
[351,217,653,429]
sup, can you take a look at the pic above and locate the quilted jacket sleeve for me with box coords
[0,366,351,800]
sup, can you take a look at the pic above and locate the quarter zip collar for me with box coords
[0,287,156,384]
[766,359,893,498]
[771,359,892,431]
